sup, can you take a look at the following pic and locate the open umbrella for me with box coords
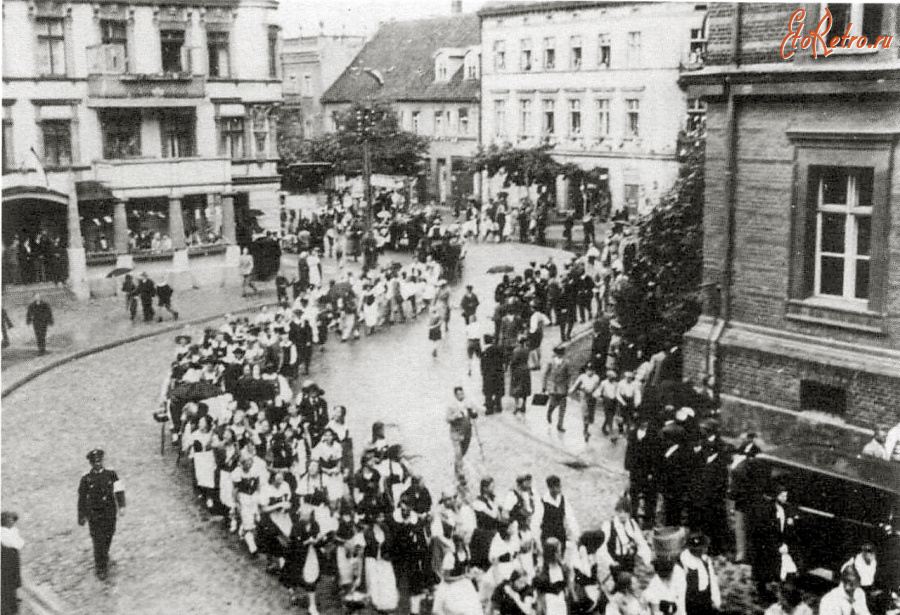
[107,267,132,278]
[487,265,514,274]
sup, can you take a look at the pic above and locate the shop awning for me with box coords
[2,184,69,205]
[76,180,115,202]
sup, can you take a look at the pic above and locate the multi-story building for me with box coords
[320,14,480,205]
[2,0,282,299]
[479,1,708,213]
[281,33,365,140]
[680,3,900,446]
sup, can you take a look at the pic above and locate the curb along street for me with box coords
[1,300,276,398]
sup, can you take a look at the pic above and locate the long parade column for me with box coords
[66,176,89,299]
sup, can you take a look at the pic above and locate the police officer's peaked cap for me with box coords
[86,448,105,462]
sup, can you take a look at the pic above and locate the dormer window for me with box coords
[438,62,448,81]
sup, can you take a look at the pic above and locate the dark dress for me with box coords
[282,518,321,591]
[509,345,532,399]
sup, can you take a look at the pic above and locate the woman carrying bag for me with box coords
[283,506,323,614]
[533,537,571,615]
[363,510,399,612]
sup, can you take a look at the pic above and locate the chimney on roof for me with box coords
[451,0,462,14]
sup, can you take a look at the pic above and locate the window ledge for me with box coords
[785,298,885,334]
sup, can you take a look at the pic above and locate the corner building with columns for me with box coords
[2,0,282,299]
[479,1,708,214]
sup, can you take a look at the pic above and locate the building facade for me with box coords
[281,33,365,140]
[320,14,480,206]
[479,1,708,214]
[680,3,900,446]
[2,0,282,298]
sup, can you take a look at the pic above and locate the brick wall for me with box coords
[705,3,800,66]
[706,4,900,66]
[684,328,899,446]
[717,341,900,430]
[698,95,900,349]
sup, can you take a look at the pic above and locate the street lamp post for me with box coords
[355,104,376,232]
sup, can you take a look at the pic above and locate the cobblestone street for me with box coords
[1,243,647,615]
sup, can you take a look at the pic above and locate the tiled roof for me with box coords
[321,14,480,105]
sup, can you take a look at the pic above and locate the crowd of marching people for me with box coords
[145,194,900,615]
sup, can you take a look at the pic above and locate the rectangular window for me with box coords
[160,109,196,158]
[520,39,532,71]
[36,18,66,76]
[493,40,506,70]
[207,30,230,78]
[268,26,279,78]
[543,37,555,69]
[690,26,708,59]
[519,99,532,136]
[218,116,245,160]
[2,116,13,173]
[812,166,873,301]
[598,33,611,68]
[160,29,185,73]
[459,107,469,136]
[625,183,640,213]
[100,19,128,73]
[100,109,141,159]
[686,98,707,131]
[41,120,71,167]
[626,32,642,67]
[467,63,477,79]
[570,36,583,69]
[434,110,443,136]
[568,99,581,135]
[303,74,312,96]
[800,380,847,415]
[824,4,884,46]
[596,99,610,137]
[626,99,640,137]
[542,99,555,135]
[494,100,506,137]
[412,111,420,134]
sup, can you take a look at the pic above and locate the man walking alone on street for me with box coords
[136,272,156,323]
[446,386,479,487]
[78,449,125,580]
[25,293,53,355]
[460,285,480,324]
[542,346,573,432]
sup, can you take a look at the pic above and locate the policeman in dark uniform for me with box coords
[77,449,125,579]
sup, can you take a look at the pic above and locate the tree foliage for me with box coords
[611,128,706,351]
[470,143,564,194]
[278,101,430,181]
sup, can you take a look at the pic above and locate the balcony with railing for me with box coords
[87,45,206,99]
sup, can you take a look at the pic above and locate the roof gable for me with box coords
[321,14,481,104]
